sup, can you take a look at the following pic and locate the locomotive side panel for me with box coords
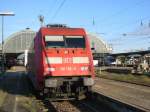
[34,32,45,90]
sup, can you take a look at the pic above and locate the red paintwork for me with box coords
[33,27,95,88]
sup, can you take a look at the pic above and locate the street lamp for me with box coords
[0,11,15,72]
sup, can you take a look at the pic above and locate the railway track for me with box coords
[41,99,111,112]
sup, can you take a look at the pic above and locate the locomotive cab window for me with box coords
[65,36,85,48]
[45,35,65,48]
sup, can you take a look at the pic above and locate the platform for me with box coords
[93,78,150,111]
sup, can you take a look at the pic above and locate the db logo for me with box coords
[63,58,72,63]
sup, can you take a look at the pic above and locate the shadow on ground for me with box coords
[0,71,32,96]
[0,69,58,112]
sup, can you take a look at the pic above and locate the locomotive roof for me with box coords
[39,27,86,36]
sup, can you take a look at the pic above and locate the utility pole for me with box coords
[0,11,15,73]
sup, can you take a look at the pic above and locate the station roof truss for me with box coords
[3,29,36,53]
[87,33,112,54]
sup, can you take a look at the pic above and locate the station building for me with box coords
[3,28,36,54]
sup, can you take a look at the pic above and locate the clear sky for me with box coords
[0,0,150,53]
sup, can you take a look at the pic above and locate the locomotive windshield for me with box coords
[45,36,65,48]
[45,35,85,48]
[65,36,85,48]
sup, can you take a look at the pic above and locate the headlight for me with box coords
[81,66,88,71]
[83,78,94,86]
[45,79,57,87]
[46,67,55,71]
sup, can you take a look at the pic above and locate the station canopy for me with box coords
[2,29,112,54]
[3,28,36,53]
[87,33,112,53]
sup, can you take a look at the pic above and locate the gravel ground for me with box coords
[93,77,150,111]
[0,67,42,112]
[42,99,112,112]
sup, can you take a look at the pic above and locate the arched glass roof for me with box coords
[87,33,112,53]
[3,28,36,53]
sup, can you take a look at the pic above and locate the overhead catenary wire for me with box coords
[86,0,148,36]
[107,16,150,48]
[91,0,149,52]
[50,0,67,21]
[47,0,59,19]
[112,15,150,36]
[97,0,146,26]
[102,12,150,38]
[38,0,59,26]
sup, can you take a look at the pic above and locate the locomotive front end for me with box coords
[41,27,95,100]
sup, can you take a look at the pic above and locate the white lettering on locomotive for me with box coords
[63,57,72,63]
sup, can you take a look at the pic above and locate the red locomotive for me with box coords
[27,24,95,100]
